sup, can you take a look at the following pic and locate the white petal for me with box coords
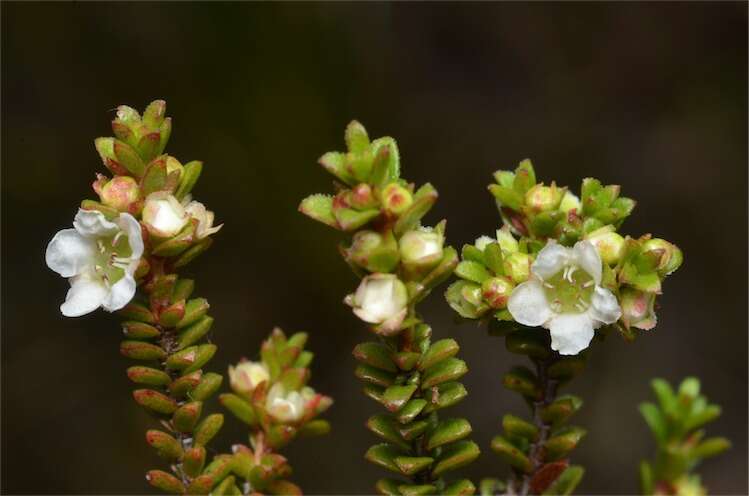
[45,229,96,277]
[572,241,602,284]
[589,286,622,325]
[532,241,570,280]
[507,279,553,327]
[101,274,136,312]
[73,209,119,238]
[116,213,144,262]
[474,235,494,251]
[60,273,108,317]
[548,313,594,355]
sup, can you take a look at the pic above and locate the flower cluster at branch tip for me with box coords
[45,100,222,317]
[447,159,682,354]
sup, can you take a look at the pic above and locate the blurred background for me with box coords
[2,2,747,494]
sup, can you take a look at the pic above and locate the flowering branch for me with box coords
[300,121,480,494]
[447,160,684,495]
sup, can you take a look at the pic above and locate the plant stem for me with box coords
[517,356,560,496]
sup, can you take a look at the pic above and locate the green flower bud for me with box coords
[586,225,625,265]
[349,183,377,210]
[641,238,682,275]
[481,276,515,309]
[559,191,581,214]
[399,229,444,271]
[228,360,270,396]
[95,175,140,212]
[503,252,532,284]
[381,183,413,215]
[525,183,563,213]
[619,288,657,330]
[347,230,400,273]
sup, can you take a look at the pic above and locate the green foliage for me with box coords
[639,377,730,495]
[301,121,478,494]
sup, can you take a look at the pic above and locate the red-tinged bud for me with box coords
[482,276,515,309]
[382,183,413,215]
[96,176,140,212]
[620,288,657,330]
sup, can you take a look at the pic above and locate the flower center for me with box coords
[93,233,133,286]
[543,265,595,314]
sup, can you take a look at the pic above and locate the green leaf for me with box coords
[137,131,161,162]
[370,137,400,187]
[684,405,722,432]
[299,194,337,228]
[175,160,203,200]
[513,159,536,194]
[173,401,203,433]
[375,478,402,496]
[345,120,370,153]
[398,483,437,496]
[366,413,411,451]
[505,330,551,360]
[127,366,171,386]
[394,456,433,476]
[692,437,731,459]
[419,339,460,371]
[335,207,380,231]
[191,372,223,401]
[541,395,583,426]
[651,378,677,414]
[365,443,405,474]
[484,242,504,275]
[219,393,256,425]
[502,366,541,399]
[490,435,532,472]
[146,430,183,459]
[432,440,480,476]
[169,371,202,398]
[146,470,186,494]
[639,402,667,443]
[541,465,584,495]
[455,260,491,284]
[544,427,587,461]
[113,140,146,177]
[397,399,427,423]
[426,418,473,450]
[488,184,523,211]
[355,364,395,388]
[639,460,654,495]
[352,342,397,372]
[398,420,429,441]
[279,368,308,391]
[393,183,438,237]
[133,389,178,415]
[176,315,213,350]
[120,340,166,361]
[421,358,468,389]
[382,384,418,412]
[443,479,477,496]
[547,356,586,381]
[298,419,331,437]
[423,382,467,413]
[502,414,538,441]
[461,244,487,265]
[319,151,355,185]
[678,377,701,400]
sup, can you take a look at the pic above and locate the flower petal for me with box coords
[572,240,602,284]
[507,279,553,327]
[548,313,594,355]
[101,274,136,312]
[589,286,622,325]
[532,241,570,280]
[73,209,119,238]
[45,229,96,278]
[60,273,108,317]
[116,213,144,262]
[474,235,494,251]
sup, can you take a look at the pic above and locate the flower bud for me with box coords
[503,252,532,284]
[228,361,270,396]
[97,176,140,212]
[586,225,625,265]
[347,230,400,273]
[345,273,408,333]
[142,192,189,238]
[559,191,581,214]
[481,276,515,309]
[399,229,444,270]
[524,183,563,212]
[640,238,682,275]
[265,383,306,423]
[349,183,377,210]
[185,201,223,239]
[619,288,656,330]
[381,183,413,215]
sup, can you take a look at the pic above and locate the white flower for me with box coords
[507,240,621,355]
[184,200,223,239]
[46,209,144,317]
[142,192,189,238]
[344,273,408,333]
[265,383,308,423]
[399,229,444,268]
[228,361,270,395]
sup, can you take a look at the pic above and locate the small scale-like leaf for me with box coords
[299,194,337,228]
[382,384,418,412]
[490,435,532,472]
[419,339,460,371]
[146,470,185,494]
[455,261,491,284]
[219,394,256,426]
[355,364,395,388]
[541,465,584,495]
[544,427,587,461]
[365,443,405,474]
[194,413,224,446]
[394,456,433,476]
[191,372,223,401]
[443,479,476,496]
[421,358,468,389]
[397,399,428,424]
[432,440,480,476]
[502,414,538,441]
[423,382,468,413]
[352,342,397,372]
[173,401,203,433]
[426,418,473,450]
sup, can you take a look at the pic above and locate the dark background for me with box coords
[2,2,747,494]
